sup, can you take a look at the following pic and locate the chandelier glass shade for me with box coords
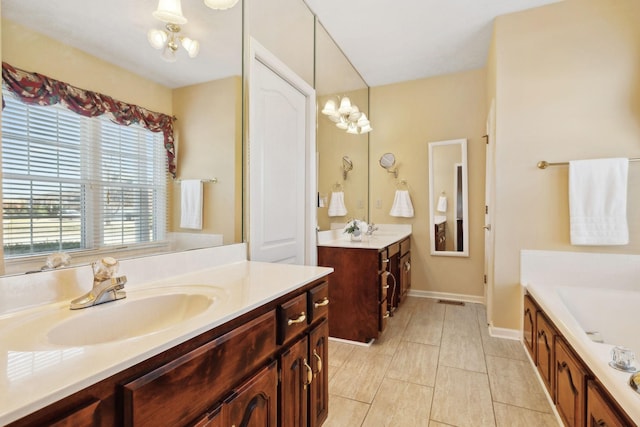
[149,0,199,62]
[321,96,372,134]
[204,0,240,10]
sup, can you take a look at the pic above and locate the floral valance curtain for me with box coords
[1,62,176,177]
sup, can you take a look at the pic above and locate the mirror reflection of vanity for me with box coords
[315,20,370,230]
[0,0,243,275]
[428,138,469,256]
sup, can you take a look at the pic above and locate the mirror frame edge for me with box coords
[428,138,469,257]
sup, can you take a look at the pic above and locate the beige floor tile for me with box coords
[386,341,440,386]
[431,366,496,427]
[481,332,528,361]
[493,402,560,427]
[323,395,370,427]
[402,302,444,346]
[368,322,404,357]
[442,303,481,338]
[362,378,433,427]
[429,422,456,427]
[329,347,392,403]
[328,339,356,367]
[439,328,487,373]
[485,355,553,412]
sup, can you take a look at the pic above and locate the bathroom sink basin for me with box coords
[47,292,215,346]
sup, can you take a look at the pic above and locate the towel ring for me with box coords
[396,179,410,189]
[332,182,343,191]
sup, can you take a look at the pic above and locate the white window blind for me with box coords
[1,88,167,258]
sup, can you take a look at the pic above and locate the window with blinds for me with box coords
[1,88,167,258]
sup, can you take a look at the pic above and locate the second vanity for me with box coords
[317,225,411,343]
[0,244,333,427]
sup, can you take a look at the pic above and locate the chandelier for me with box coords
[321,96,372,134]
[148,0,199,62]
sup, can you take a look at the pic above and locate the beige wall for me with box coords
[489,0,640,329]
[171,77,242,244]
[1,19,172,114]
[370,69,487,298]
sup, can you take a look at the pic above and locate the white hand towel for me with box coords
[436,195,447,213]
[390,190,414,218]
[569,158,629,245]
[180,180,203,230]
[328,191,347,217]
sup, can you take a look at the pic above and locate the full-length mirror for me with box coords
[428,138,469,256]
[315,20,369,230]
[0,0,243,275]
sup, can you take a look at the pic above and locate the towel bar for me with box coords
[537,158,640,169]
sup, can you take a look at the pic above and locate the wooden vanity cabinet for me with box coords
[435,222,446,251]
[523,293,636,427]
[8,278,330,427]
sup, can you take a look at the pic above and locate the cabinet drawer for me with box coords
[278,293,308,345]
[49,399,101,427]
[400,237,410,256]
[307,282,329,324]
[380,271,390,302]
[122,310,276,427]
[387,242,399,258]
[379,249,389,272]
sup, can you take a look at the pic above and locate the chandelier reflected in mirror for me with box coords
[147,0,199,62]
[321,96,372,134]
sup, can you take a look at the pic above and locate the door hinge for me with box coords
[485,205,488,215]
[483,274,487,284]
[482,134,489,144]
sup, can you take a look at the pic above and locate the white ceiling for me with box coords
[2,0,560,89]
[304,0,560,87]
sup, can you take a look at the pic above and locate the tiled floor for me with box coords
[325,297,561,427]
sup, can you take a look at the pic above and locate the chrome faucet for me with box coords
[365,222,379,236]
[70,257,127,310]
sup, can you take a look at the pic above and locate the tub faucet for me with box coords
[365,222,379,236]
[70,257,127,310]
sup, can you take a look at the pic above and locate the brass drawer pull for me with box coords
[314,297,329,308]
[313,349,322,374]
[382,285,390,289]
[303,358,313,388]
[287,312,306,326]
[383,311,390,319]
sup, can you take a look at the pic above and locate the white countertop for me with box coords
[317,224,411,250]
[0,260,332,425]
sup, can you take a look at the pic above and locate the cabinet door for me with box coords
[523,294,537,361]
[191,405,223,427]
[555,338,587,427]
[586,381,629,427]
[279,336,309,427]
[48,399,100,427]
[399,252,411,303]
[536,311,555,399]
[309,319,329,427]
[223,361,278,427]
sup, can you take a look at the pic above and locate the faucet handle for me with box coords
[92,257,119,281]
[110,275,127,290]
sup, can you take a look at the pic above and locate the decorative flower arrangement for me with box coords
[344,219,361,235]
[344,219,365,241]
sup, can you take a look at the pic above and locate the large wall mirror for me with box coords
[428,138,469,257]
[0,0,243,275]
[315,19,369,230]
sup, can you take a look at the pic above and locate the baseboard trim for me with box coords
[488,325,521,341]
[407,289,485,305]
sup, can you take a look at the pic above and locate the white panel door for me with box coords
[249,40,316,264]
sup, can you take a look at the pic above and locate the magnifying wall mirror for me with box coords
[379,153,398,178]
[428,139,469,256]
